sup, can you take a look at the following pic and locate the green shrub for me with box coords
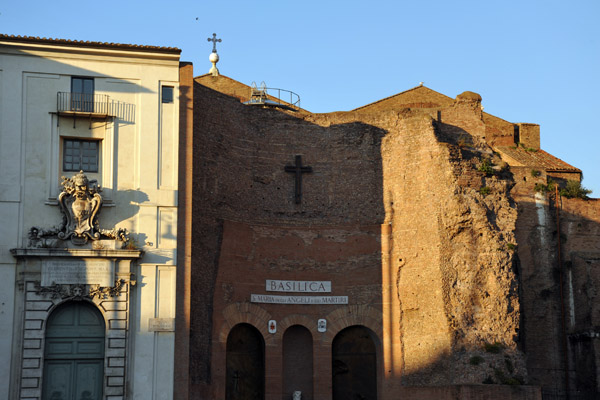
[530,169,541,178]
[479,186,491,196]
[469,355,484,365]
[534,179,556,194]
[519,143,538,152]
[560,180,592,199]
[478,158,494,176]
[535,179,592,199]
[483,342,503,354]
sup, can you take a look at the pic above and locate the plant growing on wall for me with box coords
[477,158,494,176]
[479,186,491,196]
[535,179,592,199]
[560,180,592,199]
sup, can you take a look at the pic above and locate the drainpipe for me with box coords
[555,185,570,398]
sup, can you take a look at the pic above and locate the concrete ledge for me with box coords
[10,248,142,259]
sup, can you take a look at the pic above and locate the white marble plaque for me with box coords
[268,320,277,334]
[266,280,331,293]
[318,319,327,332]
[251,294,348,305]
[148,318,175,332]
[42,259,113,286]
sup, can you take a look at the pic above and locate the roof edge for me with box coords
[351,85,454,112]
[0,34,181,54]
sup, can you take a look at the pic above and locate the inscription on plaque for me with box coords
[251,294,348,305]
[42,259,113,286]
[266,280,331,293]
[148,318,175,332]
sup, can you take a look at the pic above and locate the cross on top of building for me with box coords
[207,33,222,76]
[207,33,221,53]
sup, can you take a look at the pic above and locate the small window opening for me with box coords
[162,86,174,103]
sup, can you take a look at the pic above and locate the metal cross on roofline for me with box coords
[207,33,221,53]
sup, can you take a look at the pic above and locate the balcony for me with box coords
[56,92,135,127]
[57,92,113,116]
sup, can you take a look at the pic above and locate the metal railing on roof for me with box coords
[244,82,301,111]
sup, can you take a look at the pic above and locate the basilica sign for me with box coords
[266,279,331,293]
[253,279,345,304]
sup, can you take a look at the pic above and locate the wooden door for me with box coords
[332,326,377,400]
[226,323,265,400]
[42,302,105,400]
[283,325,313,400]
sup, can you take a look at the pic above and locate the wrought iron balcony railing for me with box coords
[57,92,112,115]
[56,92,135,124]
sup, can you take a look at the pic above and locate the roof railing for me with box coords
[244,81,301,111]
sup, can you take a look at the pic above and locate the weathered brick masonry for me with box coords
[181,75,600,400]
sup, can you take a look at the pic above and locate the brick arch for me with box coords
[321,305,383,345]
[219,302,273,344]
[275,314,317,342]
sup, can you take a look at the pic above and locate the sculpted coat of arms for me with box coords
[29,171,128,247]
[58,171,102,244]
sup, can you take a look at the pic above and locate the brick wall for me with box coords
[188,76,600,398]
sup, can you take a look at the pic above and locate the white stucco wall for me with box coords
[0,39,181,399]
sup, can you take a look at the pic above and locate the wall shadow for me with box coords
[188,79,600,400]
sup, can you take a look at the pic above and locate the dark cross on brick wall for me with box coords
[284,155,312,204]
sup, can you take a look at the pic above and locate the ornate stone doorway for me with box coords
[332,325,377,400]
[225,323,265,400]
[283,325,313,400]
[42,301,105,400]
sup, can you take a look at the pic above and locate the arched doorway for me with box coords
[42,301,105,400]
[332,325,377,400]
[226,323,265,400]
[283,325,313,399]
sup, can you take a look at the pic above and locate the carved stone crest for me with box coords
[58,171,102,244]
[28,171,129,247]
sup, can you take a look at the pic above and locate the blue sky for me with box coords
[3,0,599,195]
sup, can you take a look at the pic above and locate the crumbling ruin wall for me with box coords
[510,162,600,395]
[378,111,526,385]
[192,79,529,396]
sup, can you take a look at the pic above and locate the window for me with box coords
[71,77,94,112]
[63,139,99,172]
[161,86,174,103]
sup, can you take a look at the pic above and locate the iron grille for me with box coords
[57,92,111,114]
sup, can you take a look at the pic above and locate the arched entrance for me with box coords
[42,301,105,400]
[283,325,313,399]
[332,325,377,400]
[226,323,265,400]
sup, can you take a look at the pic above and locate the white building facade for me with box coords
[0,35,186,400]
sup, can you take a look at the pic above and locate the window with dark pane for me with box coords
[71,77,94,112]
[63,139,99,172]
[162,86,174,103]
